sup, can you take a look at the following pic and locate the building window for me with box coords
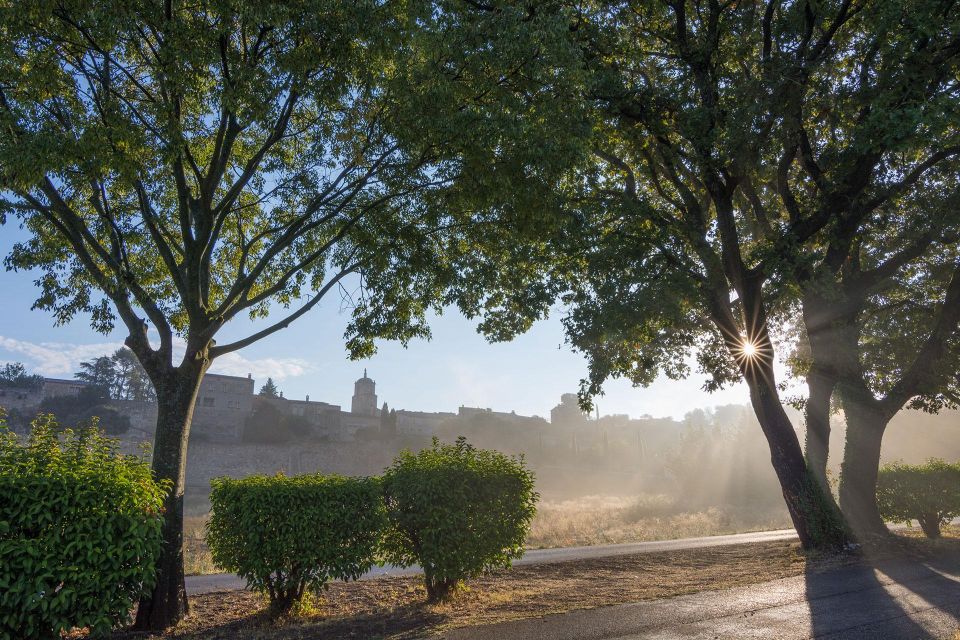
[202,397,215,408]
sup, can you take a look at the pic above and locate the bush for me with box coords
[0,414,168,639]
[876,459,960,538]
[206,473,385,616]
[381,437,539,601]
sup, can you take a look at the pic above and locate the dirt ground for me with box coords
[110,527,960,640]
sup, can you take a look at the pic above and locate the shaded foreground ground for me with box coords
[443,545,960,639]
[114,527,960,640]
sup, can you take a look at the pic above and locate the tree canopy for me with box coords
[445,0,960,547]
[258,377,280,398]
[0,362,44,390]
[0,0,585,627]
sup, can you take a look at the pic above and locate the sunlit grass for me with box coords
[526,495,792,549]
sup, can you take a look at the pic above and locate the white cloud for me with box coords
[210,352,314,381]
[0,336,124,376]
[0,335,313,382]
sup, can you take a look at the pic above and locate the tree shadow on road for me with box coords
[805,535,960,639]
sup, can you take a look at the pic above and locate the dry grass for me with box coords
[115,538,866,639]
[183,516,215,576]
[526,494,792,548]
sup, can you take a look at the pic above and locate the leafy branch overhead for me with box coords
[2,1,456,366]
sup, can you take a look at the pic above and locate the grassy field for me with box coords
[115,526,960,640]
[183,494,793,576]
[526,494,791,548]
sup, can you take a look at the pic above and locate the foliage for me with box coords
[206,473,385,616]
[109,349,155,402]
[381,437,539,601]
[258,378,280,398]
[74,349,155,403]
[0,413,167,639]
[440,0,960,549]
[0,0,571,623]
[0,362,43,391]
[39,386,131,435]
[876,460,960,538]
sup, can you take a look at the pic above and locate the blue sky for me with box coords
[0,225,759,420]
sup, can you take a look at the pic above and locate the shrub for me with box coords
[206,473,385,616]
[381,437,539,601]
[876,459,960,538]
[0,413,168,639]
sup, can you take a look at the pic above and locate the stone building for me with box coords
[0,377,90,414]
[350,369,378,416]
[256,393,343,440]
[3,365,557,445]
[395,409,457,437]
[0,385,44,413]
[191,373,256,440]
[550,393,589,428]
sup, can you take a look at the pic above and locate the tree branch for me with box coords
[210,263,358,357]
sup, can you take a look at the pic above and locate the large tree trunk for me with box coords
[838,389,889,538]
[800,289,853,497]
[134,360,208,630]
[804,367,835,494]
[744,364,848,550]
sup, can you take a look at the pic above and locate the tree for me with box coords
[0,0,573,627]
[452,0,960,548]
[769,0,960,533]
[452,0,860,548]
[75,349,156,401]
[0,362,43,390]
[258,378,280,398]
[75,355,116,396]
[799,201,960,534]
[112,347,156,401]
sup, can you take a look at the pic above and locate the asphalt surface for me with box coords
[438,551,960,640]
[185,527,800,595]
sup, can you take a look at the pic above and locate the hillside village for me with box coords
[0,366,655,445]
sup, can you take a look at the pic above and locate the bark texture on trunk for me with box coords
[704,279,849,551]
[134,361,207,630]
[917,514,942,539]
[838,391,889,538]
[804,367,835,494]
[745,365,849,550]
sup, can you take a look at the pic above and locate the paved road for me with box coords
[186,528,799,594]
[439,552,960,639]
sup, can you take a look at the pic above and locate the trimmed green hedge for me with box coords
[381,437,538,601]
[877,459,960,538]
[0,414,168,639]
[206,473,385,615]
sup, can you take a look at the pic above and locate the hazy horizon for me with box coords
[2,226,776,422]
